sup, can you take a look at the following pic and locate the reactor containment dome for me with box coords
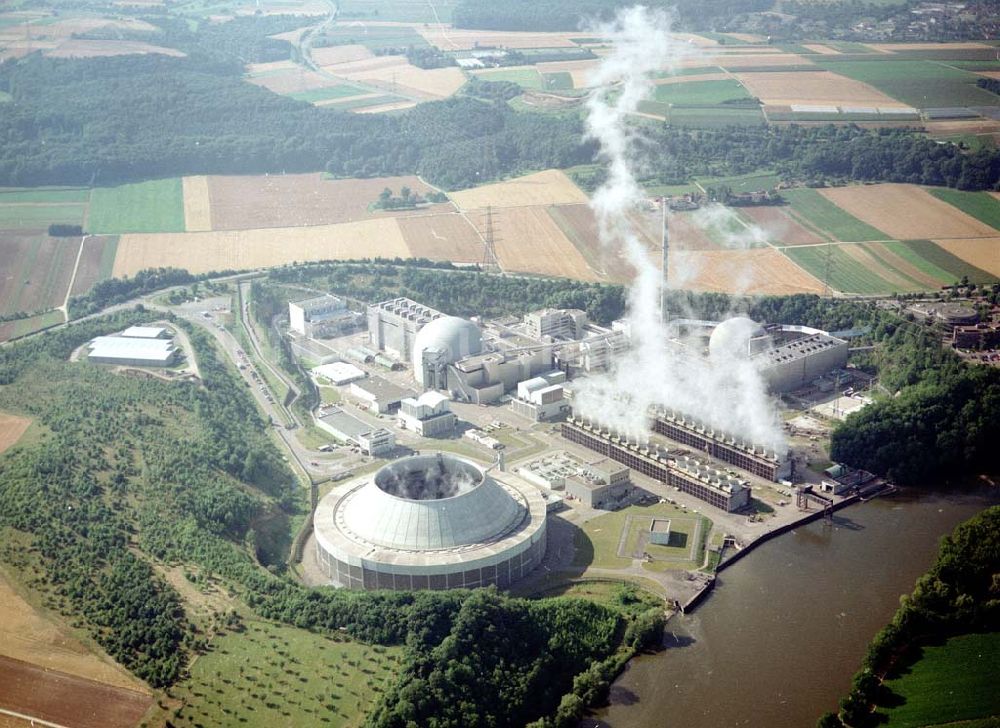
[314,453,547,590]
[708,316,767,361]
[412,315,482,388]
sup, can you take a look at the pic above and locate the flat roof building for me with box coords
[398,391,457,437]
[315,406,395,456]
[120,326,169,339]
[349,376,416,414]
[368,297,443,360]
[518,451,631,510]
[312,362,366,386]
[289,295,359,337]
[88,335,178,367]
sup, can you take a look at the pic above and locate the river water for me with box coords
[596,487,997,728]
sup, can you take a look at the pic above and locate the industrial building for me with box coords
[649,518,672,545]
[412,316,484,389]
[349,376,416,414]
[524,308,587,341]
[120,326,169,339]
[510,371,569,421]
[651,408,791,482]
[368,297,443,360]
[87,333,178,367]
[398,391,457,437]
[315,406,395,456]
[311,362,366,386]
[289,295,361,337]
[313,453,547,590]
[561,417,752,513]
[518,451,631,510]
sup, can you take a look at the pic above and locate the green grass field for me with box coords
[316,25,428,50]
[88,178,185,234]
[653,79,753,105]
[814,59,996,108]
[0,187,90,204]
[0,309,64,343]
[878,632,1000,727]
[638,102,765,127]
[783,245,901,295]
[905,239,999,284]
[697,170,781,193]
[474,68,543,90]
[0,203,86,229]
[159,619,402,727]
[324,94,405,111]
[782,188,889,241]
[870,241,956,286]
[288,85,366,103]
[542,72,574,91]
[573,503,706,571]
[927,188,1000,231]
[335,0,458,22]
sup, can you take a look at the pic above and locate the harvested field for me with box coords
[713,53,813,69]
[398,213,483,263]
[247,67,343,94]
[417,27,579,50]
[0,655,151,728]
[671,247,825,295]
[246,59,298,76]
[934,237,1000,277]
[113,218,410,276]
[819,184,997,240]
[547,203,660,282]
[802,43,840,55]
[725,33,766,43]
[654,72,730,86]
[0,569,143,690]
[0,414,30,454]
[0,233,78,315]
[207,173,450,229]
[486,206,598,280]
[182,176,212,232]
[840,244,932,291]
[312,43,373,65]
[331,55,466,98]
[738,206,825,245]
[449,170,588,210]
[668,211,722,250]
[70,236,118,297]
[536,59,599,88]
[925,119,1000,136]
[735,70,905,107]
[354,100,419,113]
[867,41,992,52]
[45,39,184,58]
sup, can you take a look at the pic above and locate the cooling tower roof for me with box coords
[708,316,764,360]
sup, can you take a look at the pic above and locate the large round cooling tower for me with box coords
[412,316,482,386]
[708,316,764,360]
[313,453,547,591]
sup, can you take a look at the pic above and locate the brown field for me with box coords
[738,206,825,245]
[675,33,719,47]
[354,100,420,113]
[976,71,1000,80]
[0,234,78,315]
[207,173,451,229]
[45,39,184,58]
[398,213,483,263]
[925,119,1000,136]
[866,41,992,52]
[536,59,600,88]
[547,203,662,282]
[182,176,212,232]
[246,59,299,75]
[839,243,930,290]
[70,236,116,297]
[0,413,30,454]
[328,55,466,99]
[863,242,945,289]
[417,27,580,50]
[820,184,997,240]
[113,218,411,276]
[247,67,341,94]
[934,237,1000,277]
[736,70,903,107]
[450,170,588,210]
[668,211,722,250]
[654,72,730,86]
[713,53,813,69]
[671,248,825,294]
[0,655,151,728]
[269,26,312,43]
[0,568,144,692]
[725,33,767,43]
[486,206,599,280]
[312,44,373,66]
[802,43,840,55]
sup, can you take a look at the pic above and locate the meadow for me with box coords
[783,244,903,295]
[652,78,754,105]
[781,188,889,241]
[88,178,185,234]
[473,67,544,90]
[334,0,458,23]
[287,84,366,103]
[927,188,1000,230]
[813,59,996,108]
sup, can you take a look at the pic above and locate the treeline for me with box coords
[819,506,1000,727]
[68,267,206,317]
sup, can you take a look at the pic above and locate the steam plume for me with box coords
[574,6,785,452]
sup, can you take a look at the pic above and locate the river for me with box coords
[595,487,997,728]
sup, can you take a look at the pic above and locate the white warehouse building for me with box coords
[87,335,178,367]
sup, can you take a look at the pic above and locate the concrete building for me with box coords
[368,297,443,360]
[517,451,631,510]
[349,376,416,414]
[311,362,366,386]
[289,295,359,337]
[120,326,169,339]
[524,308,587,341]
[510,376,569,422]
[313,453,547,590]
[412,316,484,389]
[649,518,671,546]
[757,327,850,393]
[398,391,457,437]
[448,347,552,404]
[315,406,395,456]
[561,416,752,513]
[87,335,178,367]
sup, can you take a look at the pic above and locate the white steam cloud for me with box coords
[574,6,785,453]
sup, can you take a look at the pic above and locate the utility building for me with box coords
[289,295,359,337]
[398,391,457,437]
[368,298,443,360]
[87,335,178,367]
[524,308,587,341]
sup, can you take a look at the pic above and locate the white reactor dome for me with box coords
[412,316,482,387]
[313,453,547,591]
[708,317,765,360]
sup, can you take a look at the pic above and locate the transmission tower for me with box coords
[482,205,501,274]
[823,241,834,298]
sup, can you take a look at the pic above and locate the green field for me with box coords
[154,619,402,727]
[474,68,543,90]
[0,309,64,343]
[638,101,765,127]
[0,203,86,229]
[288,85,366,103]
[878,632,1000,727]
[654,66,726,79]
[542,72,574,91]
[927,188,1000,230]
[698,170,782,193]
[324,94,405,111]
[574,503,708,571]
[335,0,458,22]
[87,178,185,234]
[906,239,999,284]
[315,25,428,50]
[653,79,754,105]
[0,187,90,204]
[783,244,900,295]
[782,188,889,241]
[814,59,996,108]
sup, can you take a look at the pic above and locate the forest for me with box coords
[818,506,1000,727]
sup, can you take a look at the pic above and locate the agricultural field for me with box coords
[148,619,402,728]
[287,84,365,103]
[819,184,998,240]
[740,206,836,246]
[698,170,783,193]
[309,45,373,66]
[781,188,889,241]
[112,217,411,276]
[0,309,65,343]
[181,175,212,232]
[397,213,483,263]
[812,59,997,108]
[69,236,118,297]
[327,55,466,99]
[637,102,765,127]
[471,66,544,90]
[449,169,588,209]
[0,413,30,455]
[334,0,460,23]
[536,59,599,88]
[207,173,451,230]
[652,78,753,105]
[671,247,826,295]
[934,237,1000,277]
[877,632,1000,728]
[782,245,901,295]
[0,181,88,232]
[88,179,185,234]
[488,205,599,280]
[416,27,581,51]
[0,233,78,315]
[548,203,660,282]
[926,188,1000,229]
[736,70,906,108]
[313,24,429,51]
